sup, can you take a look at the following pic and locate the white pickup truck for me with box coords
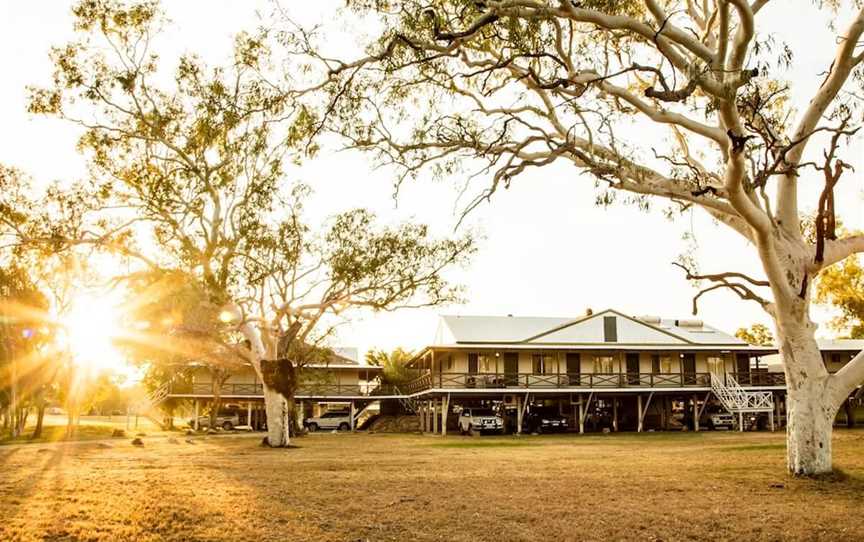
[458,408,504,435]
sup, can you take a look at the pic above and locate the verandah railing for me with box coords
[171,371,788,397]
[406,371,787,391]
[169,382,395,397]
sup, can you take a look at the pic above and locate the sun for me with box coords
[59,292,129,375]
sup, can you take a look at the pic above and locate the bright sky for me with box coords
[1,2,862,363]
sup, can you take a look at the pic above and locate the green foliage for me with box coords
[815,257,864,339]
[735,323,774,346]
[365,347,414,385]
[21,0,475,406]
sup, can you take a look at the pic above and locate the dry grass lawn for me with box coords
[1,429,864,541]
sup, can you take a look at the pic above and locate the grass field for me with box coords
[0,415,167,446]
[2,430,864,541]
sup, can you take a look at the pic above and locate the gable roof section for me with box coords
[527,310,691,345]
[437,309,747,347]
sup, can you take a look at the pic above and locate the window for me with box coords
[479,353,496,373]
[532,353,555,374]
[830,353,851,366]
[707,356,724,374]
[594,355,614,373]
[441,355,453,371]
[659,356,673,373]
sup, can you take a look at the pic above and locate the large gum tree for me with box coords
[291,0,864,474]
[25,0,474,447]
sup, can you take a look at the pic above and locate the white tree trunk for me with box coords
[263,386,291,447]
[785,388,836,475]
[240,321,294,447]
[775,310,839,475]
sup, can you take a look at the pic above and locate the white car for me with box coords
[706,412,735,430]
[458,408,504,435]
[304,411,351,432]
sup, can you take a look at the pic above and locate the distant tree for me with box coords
[25,0,474,447]
[288,0,864,474]
[735,324,775,347]
[365,348,414,386]
[0,264,49,438]
[815,256,864,339]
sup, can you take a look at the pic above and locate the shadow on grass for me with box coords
[720,443,787,452]
[427,440,538,448]
[0,424,118,446]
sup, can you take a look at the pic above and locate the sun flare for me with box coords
[59,293,128,376]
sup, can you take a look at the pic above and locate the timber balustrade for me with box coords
[169,382,396,397]
[402,371,788,391]
[169,371,788,397]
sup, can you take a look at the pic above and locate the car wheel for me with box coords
[338,422,350,432]
[307,423,319,433]
[221,421,234,431]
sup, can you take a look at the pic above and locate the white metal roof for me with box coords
[816,339,864,351]
[435,309,749,348]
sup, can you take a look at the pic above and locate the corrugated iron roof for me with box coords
[436,309,748,347]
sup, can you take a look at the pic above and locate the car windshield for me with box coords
[324,412,347,418]
[534,408,560,416]
[473,409,495,416]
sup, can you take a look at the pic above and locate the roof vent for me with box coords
[675,319,703,328]
[507,314,513,317]
[638,315,661,324]
[585,307,594,316]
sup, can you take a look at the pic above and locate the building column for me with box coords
[612,397,619,432]
[637,394,643,433]
[660,396,667,431]
[247,401,253,431]
[193,399,200,431]
[419,403,426,433]
[349,401,356,432]
[693,394,699,432]
[441,395,449,436]
[780,394,786,428]
[739,411,744,432]
[432,399,439,434]
[516,395,523,435]
[578,395,585,434]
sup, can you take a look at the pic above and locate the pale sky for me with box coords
[1,2,862,361]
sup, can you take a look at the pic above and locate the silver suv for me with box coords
[191,413,240,431]
[458,408,503,435]
[304,411,351,432]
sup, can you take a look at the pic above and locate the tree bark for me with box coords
[31,403,45,439]
[262,385,291,446]
[785,387,836,475]
[776,313,840,475]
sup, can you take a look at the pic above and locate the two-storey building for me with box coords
[404,309,861,434]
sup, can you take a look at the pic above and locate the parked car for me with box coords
[304,411,351,432]
[523,407,569,434]
[705,412,734,430]
[458,408,503,435]
[190,412,241,431]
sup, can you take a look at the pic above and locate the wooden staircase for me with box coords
[710,373,774,430]
[130,381,171,429]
